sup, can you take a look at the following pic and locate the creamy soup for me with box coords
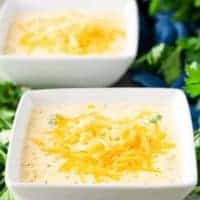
[21,104,181,185]
[5,11,126,55]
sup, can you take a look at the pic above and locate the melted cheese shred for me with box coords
[32,107,175,183]
[6,12,126,55]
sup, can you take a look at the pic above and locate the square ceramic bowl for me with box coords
[0,0,138,88]
[6,88,197,200]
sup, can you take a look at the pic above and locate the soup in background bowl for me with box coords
[5,11,127,56]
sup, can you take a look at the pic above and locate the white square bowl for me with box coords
[6,88,197,200]
[0,0,138,88]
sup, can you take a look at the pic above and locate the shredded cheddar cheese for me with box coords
[32,108,175,183]
[6,12,126,55]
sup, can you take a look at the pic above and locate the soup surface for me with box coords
[21,104,181,184]
[5,11,126,55]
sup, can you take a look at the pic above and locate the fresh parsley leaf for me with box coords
[0,189,15,200]
[0,109,15,131]
[149,0,200,22]
[0,137,11,200]
[177,37,200,64]
[186,51,200,64]
[159,47,182,84]
[195,0,200,6]
[197,100,200,127]
[0,81,23,109]
[131,43,171,71]
[0,81,25,199]
[185,62,200,98]
[131,43,181,85]
[177,37,200,52]
[194,130,200,194]
[0,82,24,131]
[195,130,200,158]
[193,186,200,195]
[149,0,162,16]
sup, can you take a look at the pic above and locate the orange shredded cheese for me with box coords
[32,109,175,183]
[6,12,126,55]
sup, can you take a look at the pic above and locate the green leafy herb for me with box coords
[176,37,200,51]
[0,189,15,200]
[185,62,200,98]
[149,114,162,124]
[177,37,200,64]
[159,47,182,84]
[0,81,23,109]
[132,43,168,71]
[131,43,182,85]
[197,100,200,127]
[195,130,200,159]
[0,136,12,200]
[149,0,200,22]
[0,82,24,199]
[0,82,24,131]
[194,130,200,194]
[0,110,15,131]
[194,186,200,194]
[149,0,162,16]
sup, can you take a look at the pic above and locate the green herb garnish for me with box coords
[149,114,162,124]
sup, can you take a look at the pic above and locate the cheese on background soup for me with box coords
[5,11,126,55]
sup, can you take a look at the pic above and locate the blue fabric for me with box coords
[170,72,185,89]
[190,105,200,130]
[174,22,189,38]
[153,11,190,44]
[154,11,174,21]
[131,71,166,87]
[154,17,177,44]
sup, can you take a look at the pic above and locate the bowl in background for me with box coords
[0,0,138,88]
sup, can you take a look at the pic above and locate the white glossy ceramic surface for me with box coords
[0,0,138,88]
[6,88,197,200]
